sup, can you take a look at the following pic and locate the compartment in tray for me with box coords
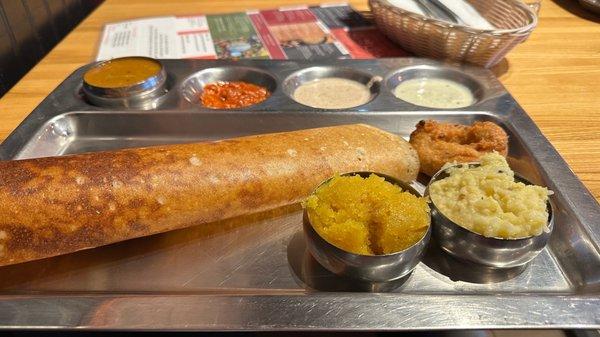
[282,66,380,109]
[16,110,504,158]
[385,65,484,109]
[180,66,277,108]
[3,110,590,296]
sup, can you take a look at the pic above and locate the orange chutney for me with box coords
[83,57,162,88]
[200,81,270,109]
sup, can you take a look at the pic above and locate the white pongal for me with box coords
[429,152,551,239]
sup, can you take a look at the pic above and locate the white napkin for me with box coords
[385,0,495,30]
[386,0,425,15]
[437,0,495,29]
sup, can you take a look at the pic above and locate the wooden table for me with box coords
[0,0,599,200]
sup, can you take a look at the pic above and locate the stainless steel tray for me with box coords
[0,58,599,331]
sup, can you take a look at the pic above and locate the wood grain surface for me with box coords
[0,0,598,200]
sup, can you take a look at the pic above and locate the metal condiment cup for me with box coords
[82,56,168,109]
[303,172,431,282]
[425,163,554,269]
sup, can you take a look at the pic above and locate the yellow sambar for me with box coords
[83,57,162,89]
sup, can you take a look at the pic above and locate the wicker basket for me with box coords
[369,0,538,68]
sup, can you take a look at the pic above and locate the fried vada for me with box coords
[409,120,509,176]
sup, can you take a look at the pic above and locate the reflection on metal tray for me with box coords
[0,58,598,331]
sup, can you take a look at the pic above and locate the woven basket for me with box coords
[369,0,538,68]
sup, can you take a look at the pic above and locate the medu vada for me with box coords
[409,119,509,176]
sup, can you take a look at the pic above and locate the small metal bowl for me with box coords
[83,56,168,109]
[303,172,431,282]
[425,163,554,269]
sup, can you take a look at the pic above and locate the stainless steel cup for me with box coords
[303,172,431,282]
[82,56,168,109]
[425,163,554,269]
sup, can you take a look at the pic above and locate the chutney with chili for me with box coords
[200,81,270,109]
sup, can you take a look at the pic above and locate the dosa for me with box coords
[0,124,419,266]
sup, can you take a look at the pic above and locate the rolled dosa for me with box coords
[0,124,419,266]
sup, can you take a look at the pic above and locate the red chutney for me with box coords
[200,81,270,109]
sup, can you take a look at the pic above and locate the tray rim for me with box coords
[0,293,598,330]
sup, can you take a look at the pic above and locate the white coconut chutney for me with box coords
[292,78,371,109]
[393,78,475,109]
